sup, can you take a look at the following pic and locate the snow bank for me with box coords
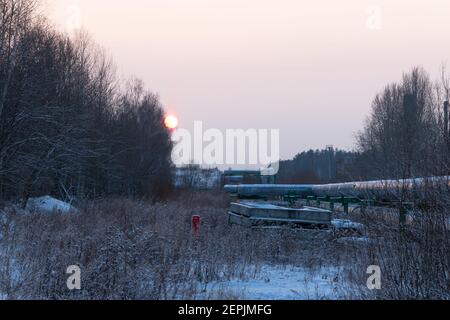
[25,196,77,214]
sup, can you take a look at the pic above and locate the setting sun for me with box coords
[164,115,179,130]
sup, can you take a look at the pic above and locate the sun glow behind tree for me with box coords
[164,114,179,130]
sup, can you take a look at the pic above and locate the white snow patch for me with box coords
[196,265,349,300]
[25,196,77,214]
[332,219,364,231]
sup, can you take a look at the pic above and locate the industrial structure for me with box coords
[225,176,450,202]
[222,169,277,185]
[225,176,450,226]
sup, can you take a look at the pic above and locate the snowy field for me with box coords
[194,265,354,300]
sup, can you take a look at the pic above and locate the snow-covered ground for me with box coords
[0,259,356,300]
[196,265,351,300]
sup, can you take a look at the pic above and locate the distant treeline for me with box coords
[279,67,450,184]
[0,1,173,202]
[277,149,363,184]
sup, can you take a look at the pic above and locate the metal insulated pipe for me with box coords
[224,184,313,197]
[224,176,450,201]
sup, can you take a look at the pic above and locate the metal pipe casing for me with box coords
[225,176,450,201]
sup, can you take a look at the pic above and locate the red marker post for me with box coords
[192,215,201,238]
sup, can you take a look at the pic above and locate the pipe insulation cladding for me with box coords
[224,176,450,201]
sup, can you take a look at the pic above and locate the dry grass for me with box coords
[1,190,448,300]
[0,191,341,300]
[296,191,450,300]
[344,207,450,299]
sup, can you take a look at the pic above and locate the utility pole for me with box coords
[326,145,334,183]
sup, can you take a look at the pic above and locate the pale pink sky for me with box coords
[46,0,450,160]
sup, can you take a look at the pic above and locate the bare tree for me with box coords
[357,67,445,179]
[0,1,173,202]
